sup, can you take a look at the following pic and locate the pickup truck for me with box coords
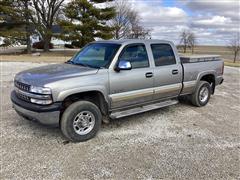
[11,39,224,142]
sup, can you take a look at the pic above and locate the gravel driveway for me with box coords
[1,62,240,179]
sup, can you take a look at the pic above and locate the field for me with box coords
[0,45,239,67]
[178,45,239,62]
[0,48,77,63]
[178,45,240,67]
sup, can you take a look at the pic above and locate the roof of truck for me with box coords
[94,39,173,45]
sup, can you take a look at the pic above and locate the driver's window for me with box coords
[119,44,149,69]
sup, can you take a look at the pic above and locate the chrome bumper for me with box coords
[13,103,60,126]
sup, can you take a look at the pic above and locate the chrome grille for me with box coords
[15,81,30,92]
[14,81,52,104]
[15,91,31,102]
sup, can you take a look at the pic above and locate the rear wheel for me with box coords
[61,101,102,142]
[190,81,211,107]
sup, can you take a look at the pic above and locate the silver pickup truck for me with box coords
[11,39,224,142]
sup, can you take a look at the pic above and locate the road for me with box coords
[1,62,240,179]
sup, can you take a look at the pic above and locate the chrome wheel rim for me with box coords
[199,86,209,103]
[73,111,95,135]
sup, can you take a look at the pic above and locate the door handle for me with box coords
[172,69,179,75]
[145,72,153,78]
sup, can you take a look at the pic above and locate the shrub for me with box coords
[64,44,74,49]
[32,41,53,49]
[71,41,81,48]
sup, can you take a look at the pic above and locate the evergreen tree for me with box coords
[0,0,64,52]
[0,0,30,51]
[59,0,115,47]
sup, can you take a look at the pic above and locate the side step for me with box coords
[110,99,179,119]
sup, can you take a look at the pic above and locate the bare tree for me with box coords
[228,33,240,63]
[130,24,151,39]
[128,10,152,39]
[28,0,64,52]
[111,0,151,39]
[179,30,196,53]
[110,0,132,39]
[179,30,188,53]
[188,32,196,54]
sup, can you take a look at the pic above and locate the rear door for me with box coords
[109,43,154,109]
[150,43,182,100]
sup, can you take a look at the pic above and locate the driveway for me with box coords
[1,62,240,179]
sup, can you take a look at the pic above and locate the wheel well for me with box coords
[200,74,215,94]
[61,91,109,116]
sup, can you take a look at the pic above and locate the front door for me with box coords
[109,44,154,109]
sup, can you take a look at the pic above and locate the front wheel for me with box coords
[61,101,102,142]
[190,81,211,107]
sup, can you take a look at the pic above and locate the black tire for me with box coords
[190,81,211,107]
[61,101,102,142]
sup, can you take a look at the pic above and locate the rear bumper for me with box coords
[11,91,61,126]
[216,76,224,85]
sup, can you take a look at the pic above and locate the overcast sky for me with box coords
[128,0,240,45]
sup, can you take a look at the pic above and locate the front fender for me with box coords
[55,86,109,103]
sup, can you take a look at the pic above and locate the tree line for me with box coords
[0,0,238,62]
[0,0,151,52]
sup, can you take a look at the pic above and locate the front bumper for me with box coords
[11,91,61,126]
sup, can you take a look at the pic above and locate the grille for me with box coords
[15,91,31,102]
[15,81,30,92]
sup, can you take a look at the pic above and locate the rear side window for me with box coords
[119,44,149,69]
[151,44,176,66]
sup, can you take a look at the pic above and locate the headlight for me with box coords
[30,98,53,105]
[30,86,52,95]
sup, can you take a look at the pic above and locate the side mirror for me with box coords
[115,60,132,71]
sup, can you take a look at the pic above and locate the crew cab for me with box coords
[11,39,224,142]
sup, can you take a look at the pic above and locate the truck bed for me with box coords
[180,54,223,95]
[180,54,221,63]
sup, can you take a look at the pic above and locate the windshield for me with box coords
[69,43,121,68]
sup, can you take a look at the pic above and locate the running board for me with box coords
[110,100,179,119]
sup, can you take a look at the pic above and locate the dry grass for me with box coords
[0,54,71,63]
[0,51,76,63]
[224,61,240,67]
[1,46,239,67]
[178,45,239,62]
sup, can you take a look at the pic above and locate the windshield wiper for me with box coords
[66,60,100,69]
[73,62,99,69]
[84,64,100,69]
[65,60,73,64]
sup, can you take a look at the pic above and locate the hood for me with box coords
[15,63,99,86]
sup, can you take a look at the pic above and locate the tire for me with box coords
[61,101,102,142]
[190,81,211,107]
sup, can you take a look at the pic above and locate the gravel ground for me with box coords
[1,62,240,179]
